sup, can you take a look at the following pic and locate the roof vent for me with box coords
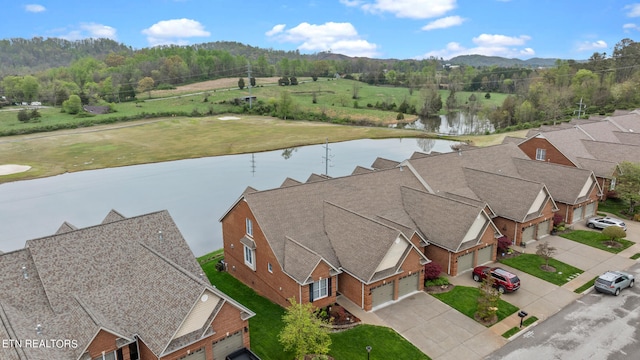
[35,324,42,335]
[158,230,163,241]
[22,266,28,280]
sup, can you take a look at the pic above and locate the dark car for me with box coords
[472,266,521,293]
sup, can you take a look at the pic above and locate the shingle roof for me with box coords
[574,157,617,178]
[242,168,431,284]
[306,173,331,183]
[371,157,400,170]
[0,210,254,360]
[512,158,599,204]
[351,165,373,175]
[280,177,302,187]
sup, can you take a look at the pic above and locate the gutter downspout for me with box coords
[514,224,518,246]
[299,284,302,304]
[448,252,451,275]
[361,283,364,309]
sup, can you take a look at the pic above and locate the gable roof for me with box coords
[0,211,254,360]
[240,167,435,284]
[512,158,601,204]
[371,157,400,170]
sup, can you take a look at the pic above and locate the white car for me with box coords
[586,216,627,231]
[594,271,634,296]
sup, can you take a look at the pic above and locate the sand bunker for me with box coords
[0,164,31,176]
[218,116,241,121]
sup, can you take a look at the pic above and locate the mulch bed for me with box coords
[425,284,454,294]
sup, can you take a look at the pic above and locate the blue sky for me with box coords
[2,0,640,60]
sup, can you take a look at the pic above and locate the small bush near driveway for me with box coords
[431,286,518,326]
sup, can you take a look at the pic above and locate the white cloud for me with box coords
[142,19,210,46]
[339,0,362,6]
[624,3,640,17]
[472,34,531,47]
[267,22,379,57]
[25,4,45,13]
[358,0,457,19]
[421,16,465,31]
[55,23,117,41]
[624,23,639,32]
[416,34,535,60]
[576,40,607,52]
[81,23,117,39]
[265,24,286,37]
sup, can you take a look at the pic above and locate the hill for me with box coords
[447,54,563,68]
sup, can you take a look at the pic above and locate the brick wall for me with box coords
[86,330,119,359]
[222,200,335,309]
[518,137,575,166]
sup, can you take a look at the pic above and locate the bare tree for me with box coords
[536,241,557,271]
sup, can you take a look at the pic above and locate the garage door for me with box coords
[180,348,205,360]
[212,331,243,360]
[398,273,419,298]
[537,220,550,239]
[477,245,493,265]
[585,202,596,218]
[522,226,535,244]
[371,282,395,308]
[573,206,584,222]
[457,252,474,274]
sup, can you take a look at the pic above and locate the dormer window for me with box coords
[535,148,546,161]
[246,218,253,237]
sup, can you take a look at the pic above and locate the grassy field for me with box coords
[0,77,522,184]
[560,230,635,253]
[500,254,583,286]
[431,286,519,325]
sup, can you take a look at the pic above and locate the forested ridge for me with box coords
[1,36,640,131]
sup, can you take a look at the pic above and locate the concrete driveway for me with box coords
[340,216,640,359]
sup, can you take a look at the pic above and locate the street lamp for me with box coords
[366,345,372,360]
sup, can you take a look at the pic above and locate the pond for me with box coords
[394,111,494,135]
[0,138,458,256]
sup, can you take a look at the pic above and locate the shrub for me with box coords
[396,112,404,120]
[424,262,442,280]
[497,236,511,254]
[553,214,564,225]
[17,109,30,122]
[425,276,450,287]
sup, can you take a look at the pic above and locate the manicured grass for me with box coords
[560,230,635,254]
[501,316,539,338]
[574,276,599,294]
[0,116,434,184]
[499,254,583,286]
[631,253,640,260]
[198,254,429,360]
[330,324,430,360]
[597,198,635,220]
[431,286,519,325]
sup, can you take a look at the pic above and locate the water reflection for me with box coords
[0,138,458,256]
[396,111,494,135]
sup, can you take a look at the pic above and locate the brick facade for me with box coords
[222,200,337,309]
[493,199,556,246]
[425,222,498,276]
[86,330,120,359]
[518,137,575,166]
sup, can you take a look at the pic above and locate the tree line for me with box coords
[1,37,640,130]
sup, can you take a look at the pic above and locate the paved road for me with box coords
[486,262,640,360]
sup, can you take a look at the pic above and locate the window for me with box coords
[93,352,116,360]
[610,177,617,191]
[268,263,273,273]
[244,245,255,270]
[310,278,329,302]
[535,148,546,161]
[246,218,253,237]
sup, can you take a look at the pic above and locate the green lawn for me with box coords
[501,316,539,338]
[198,252,429,360]
[560,230,634,253]
[499,254,583,286]
[597,198,635,220]
[573,276,598,294]
[431,286,519,325]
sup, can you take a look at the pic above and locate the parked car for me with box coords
[472,266,521,293]
[586,216,627,231]
[594,271,634,296]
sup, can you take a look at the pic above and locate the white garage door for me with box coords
[212,331,243,360]
[585,202,596,218]
[477,245,493,265]
[537,220,550,239]
[573,206,584,222]
[371,281,395,308]
[457,252,474,274]
[522,226,535,244]
[180,348,205,360]
[398,273,419,298]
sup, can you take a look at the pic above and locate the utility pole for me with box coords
[574,97,586,119]
[247,62,252,109]
[322,138,333,176]
[250,153,256,176]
